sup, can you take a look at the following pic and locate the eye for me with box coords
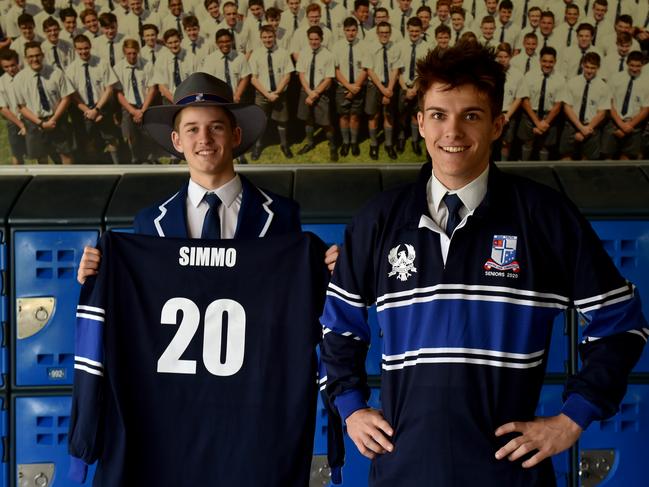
[430,111,445,120]
[465,112,480,121]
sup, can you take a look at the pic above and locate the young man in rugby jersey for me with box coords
[320,41,646,487]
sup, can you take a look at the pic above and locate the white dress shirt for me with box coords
[186,175,243,239]
[421,165,489,264]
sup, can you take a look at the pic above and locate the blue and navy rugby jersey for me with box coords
[68,231,329,487]
[320,163,647,487]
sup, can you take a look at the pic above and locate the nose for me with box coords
[443,115,464,140]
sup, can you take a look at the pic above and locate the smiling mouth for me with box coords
[440,146,469,153]
[196,149,217,156]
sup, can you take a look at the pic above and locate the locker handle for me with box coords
[16,297,56,339]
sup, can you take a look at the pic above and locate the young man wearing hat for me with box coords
[78,72,338,281]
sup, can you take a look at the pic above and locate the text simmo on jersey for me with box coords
[178,246,237,267]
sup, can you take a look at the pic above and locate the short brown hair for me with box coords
[416,41,505,118]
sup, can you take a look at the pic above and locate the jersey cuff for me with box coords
[334,389,368,421]
[561,393,603,430]
[68,456,89,483]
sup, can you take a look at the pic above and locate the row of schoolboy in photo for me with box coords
[1,0,648,164]
[494,40,648,161]
[0,0,649,57]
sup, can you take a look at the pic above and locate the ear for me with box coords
[417,110,425,138]
[491,113,505,142]
[171,130,183,153]
[232,125,242,148]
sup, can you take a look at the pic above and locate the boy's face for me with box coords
[25,47,44,71]
[375,11,389,24]
[308,32,322,50]
[44,24,61,43]
[617,41,631,57]
[129,0,143,14]
[288,0,301,14]
[143,28,158,46]
[102,23,118,40]
[480,21,494,39]
[19,23,35,40]
[84,14,99,33]
[565,7,579,26]
[0,58,20,77]
[615,21,632,35]
[306,10,321,26]
[249,4,264,18]
[577,29,592,49]
[418,11,431,29]
[185,25,200,40]
[63,16,77,33]
[417,82,503,190]
[593,3,606,21]
[451,13,464,30]
[75,41,92,61]
[343,24,358,42]
[407,25,421,42]
[207,2,220,19]
[217,34,233,53]
[355,6,369,22]
[496,50,511,68]
[224,6,238,25]
[165,34,182,54]
[171,105,241,181]
[498,7,511,24]
[436,32,450,48]
[267,17,280,30]
[15,0,26,7]
[124,46,139,64]
[398,0,411,13]
[485,0,497,13]
[564,8,579,25]
[260,30,275,48]
[628,59,642,78]
[528,10,541,27]
[582,61,598,81]
[377,25,391,45]
[42,0,55,11]
[169,0,183,16]
[523,36,537,55]
[539,16,554,35]
[437,5,449,21]
[540,53,556,74]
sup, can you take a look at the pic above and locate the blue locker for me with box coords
[14,395,95,486]
[535,385,571,487]
[581,220,649,372]
[313,388,380,487]
[579,384,649,486]
[13,230,98,387]
[303,224,383,376]
[0,396,7,487]
[0,230,7,390]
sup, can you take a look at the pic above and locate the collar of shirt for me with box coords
[428,164,489,222]
[188,174,242,210]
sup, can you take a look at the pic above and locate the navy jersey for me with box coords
[320,163,647,487]
[69,231,329,487]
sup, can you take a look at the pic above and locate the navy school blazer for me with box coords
[133,174,301,238]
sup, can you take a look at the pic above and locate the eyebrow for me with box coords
[425,106,486,113]
[182,119,227,127]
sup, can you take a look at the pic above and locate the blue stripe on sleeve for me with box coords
[75,316,104,364]
[321,295,371,343]
[580,293,648,339]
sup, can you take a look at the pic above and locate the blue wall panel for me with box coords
[535,385,570,487]
[579,384,649,486]
[583,220,649,372]
[13,230,98,386]
[0,230,7,389]
[14,395,95,486]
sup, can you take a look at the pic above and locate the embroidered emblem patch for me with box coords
[484,235,520,272]
[388,244,417,281]
[195,93,204,102]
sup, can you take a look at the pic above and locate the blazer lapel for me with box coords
[234,175,274,239]
[155,183,190,238]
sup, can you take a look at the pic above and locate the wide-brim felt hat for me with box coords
[143,72,266,158]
